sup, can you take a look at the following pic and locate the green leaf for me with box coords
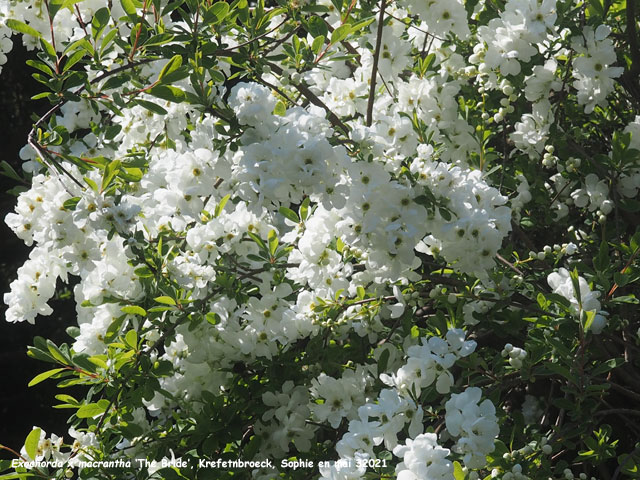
[279,206,299,223]
[356,286,365,300]
[206,312,220,325]
[124,329,138,349]
[120,0,138,20]
[592,357,625,376]
[268,229,279,256]
[299,196,311,220]
[76,400,109,418]
[63,48,87,72]
[583,309,596,332]
[215,193,231,217]
[121,305,147,316]
[569,267,582,306]
[28,368,66,387]
[24,428,41,460]
[614,271,631,287]
[247,232,267,250]
[311,35,325,54]
[93,6,111,29]
[453,461,465,480]
[307,15,328,38]
[349,17,375,34]
[148,85,186,103]
[157,54,182,83]
[330,24,351,44]
[88,355,109,369]
[47,340,70,365]
[101,159,121,193]
[55,394,79,405]
[1,160,25,182]
[377,348,390,373]
[154,296,176,306]
[6,19,42,39]
[136,99,168,115]
[210,1,230,23]
[273,100,286,116]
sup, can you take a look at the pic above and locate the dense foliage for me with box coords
[1,0,640,479]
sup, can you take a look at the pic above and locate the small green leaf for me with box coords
[311,35,325,54]
[349,17,375,34]
[377,348,390,373]
[453,461,465,480]
[0,161,25,183]
[247,232,267,250]
[24,428,41,460]
[101,159,121,193]
[206,312,220,325]
[121,305,147,316]
[299,196,311,220]
[6,19,43,39]
[268,229,278,256]
[614,271,631,287]
[76,401,108,418]
[136,99,168,115]
[157,54,182,83]
[148,85,186,103]
[63,196,81,211]
[307,15,328,38]
[88,355,109,369]
[356,286,365,300]
[120,0,138,20]
[154,296,176,306]
[210,1,230,23]
[215,193,231,217]
[46,340,70,365]
[279,206,299,223]
[124,330,138,349]
[28,368,66,387]
[273,100,286,116]
[330,24,351,44]
[583,309,597,332]
[55,394,79,405]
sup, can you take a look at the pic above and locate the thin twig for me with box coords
[366,0,387,127]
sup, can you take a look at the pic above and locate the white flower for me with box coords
[547,267,601,313]
[445,387,499,469]
[393,433,453,480]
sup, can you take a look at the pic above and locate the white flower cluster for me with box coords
[309,367,374,429]
[19,426,98,469]
[472,0,557,77]
[547,267,607,333]
[445,387,500,468]
[393,433,453,480]
[381,329,477,396]
[412,157,512,276]
[0,12,12,72]
[255,381,315,456]
[402,0,470,39]
[572,25,623,113]
[501,343,527,368]
[337,388,423,458]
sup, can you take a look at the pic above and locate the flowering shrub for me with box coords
[1,0,640,479]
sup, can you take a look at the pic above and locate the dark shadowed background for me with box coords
[0,42,75,459]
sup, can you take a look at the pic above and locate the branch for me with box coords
[264,61,350,136]
[27,58,156,186]
[366,0,387,127]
